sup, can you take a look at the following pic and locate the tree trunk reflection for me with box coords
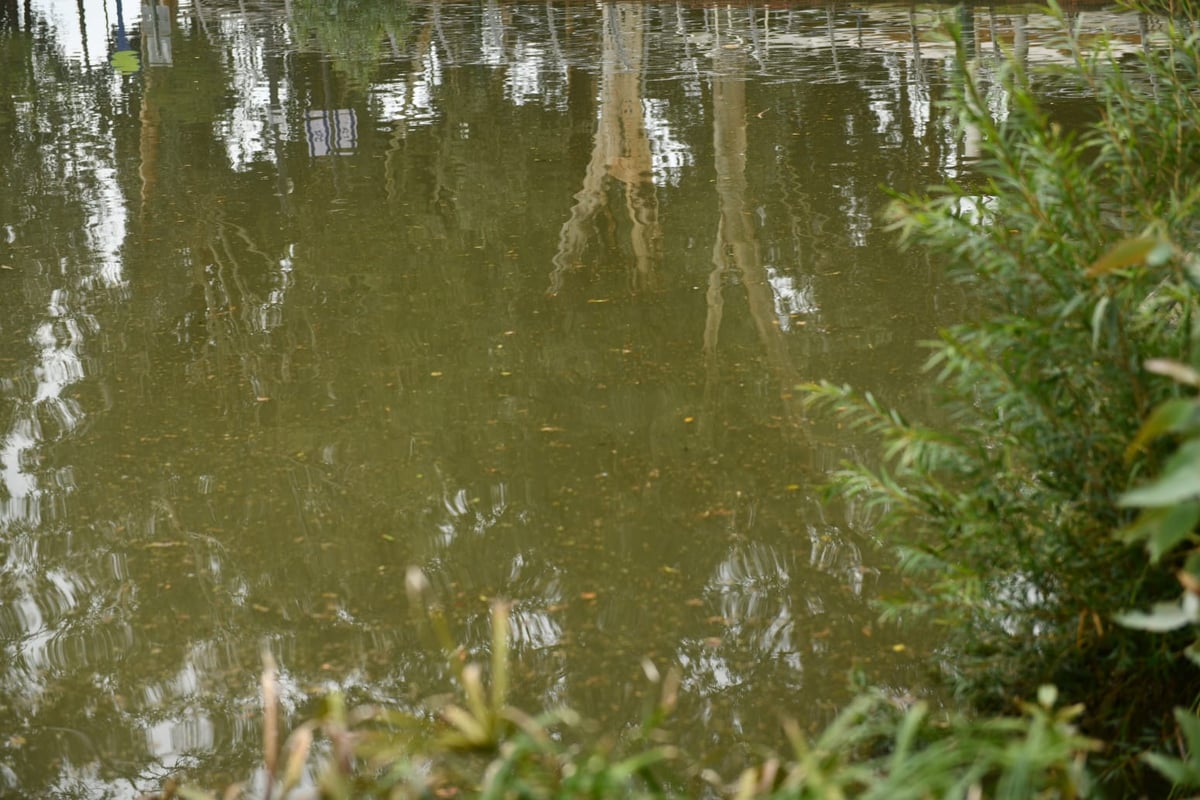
[707,49,805,434]
[550,3,661,295]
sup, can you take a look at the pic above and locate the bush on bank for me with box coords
[806,0,1200,790]
[162,0,1200,796]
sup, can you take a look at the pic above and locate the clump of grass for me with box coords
[156,565,1106,800]
[405,567,515,753]
[729,686,1096,800]
[164,568,681,799]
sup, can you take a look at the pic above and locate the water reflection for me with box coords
[709,44,807,432]
[0,1,1152,796]
[552,3,663,295]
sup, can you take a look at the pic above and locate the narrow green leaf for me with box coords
[1185,252,1200,287]
[1119,503,1200,561]
[1176,708,1200,759]
[1149,503,1200,561]
[1125,398,1200,461]
[1085,236,1162,276]
[608,747,673,780]
[491,601,510,713]
[1141,752,1200,787]
[1186,552,1200,580]
[441,704,488,746]
[890,701,928,765]
[1120,440,1200,508]
[459,664,491,731]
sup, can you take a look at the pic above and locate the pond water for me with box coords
[0,1,1146,796]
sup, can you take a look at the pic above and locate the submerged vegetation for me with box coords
[155,0,1200,796]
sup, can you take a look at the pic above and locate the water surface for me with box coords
[0,1,1146,795]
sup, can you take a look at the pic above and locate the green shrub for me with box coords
[803,0,1200,788]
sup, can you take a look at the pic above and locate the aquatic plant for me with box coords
[161,567,1097,799]
[162,568,679,799]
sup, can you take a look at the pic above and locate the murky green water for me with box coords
[0,1,1146,795]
